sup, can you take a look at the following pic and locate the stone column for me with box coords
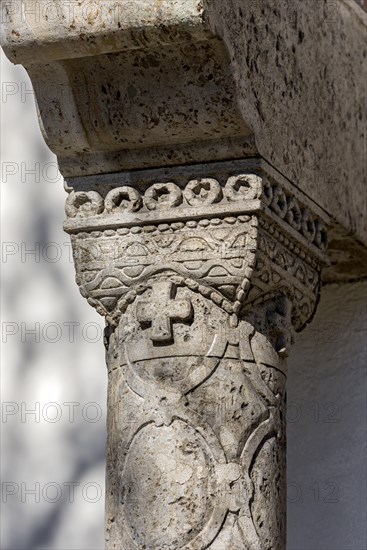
[64,159,328,549]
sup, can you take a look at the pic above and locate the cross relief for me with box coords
[136,281,193,343]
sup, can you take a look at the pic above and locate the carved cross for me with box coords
[136,281,193,343]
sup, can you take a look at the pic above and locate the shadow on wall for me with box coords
[287,282,367,550]
[1,49,107,550]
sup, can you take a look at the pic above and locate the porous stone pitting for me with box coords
[2,0,366,279]
[6,2,365,546]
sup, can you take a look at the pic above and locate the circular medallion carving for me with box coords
[144,182,183,210]
[271,187,288,218]
[105,186,142,213]
[301,209,316,242]
[66,191,104,218]
[184,178,222,205]
[225,174,262,202]
[120,420,226,550]
[286,197,302,230]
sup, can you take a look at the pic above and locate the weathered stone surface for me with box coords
[65,159,328,329]
[64,160,327,549]
[204,0,367,250]
[2,0,366,280]
[1,1,254,173]
[1,0,212,62]
[354,0,367,12]
[2,2,365,548]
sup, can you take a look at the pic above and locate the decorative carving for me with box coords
[144,182,183,210]
[66,191,104,218]
[286,197,302,231]
[105,293,288,549]
[225,173,262,202]
[184,178,223,205]
[271,187,288,218]
[65,160,328,550]
[136,281,193,343]
[64,167,327,252]
[105,187,142,213]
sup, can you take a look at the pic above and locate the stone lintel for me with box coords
[204,0,367,246]
[1,0,212,62]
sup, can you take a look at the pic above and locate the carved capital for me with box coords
[65,158,328,335]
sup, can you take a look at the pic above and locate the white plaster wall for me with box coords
[287,281,367,550]
[1,49,366,550]
[1,49,107,550]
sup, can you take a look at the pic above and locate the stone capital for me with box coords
[65,159,328,337]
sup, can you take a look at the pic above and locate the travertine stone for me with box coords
[64,159,328,549]
[2,0,366,280]
[4,2,364,547]
[204,0,367,250]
